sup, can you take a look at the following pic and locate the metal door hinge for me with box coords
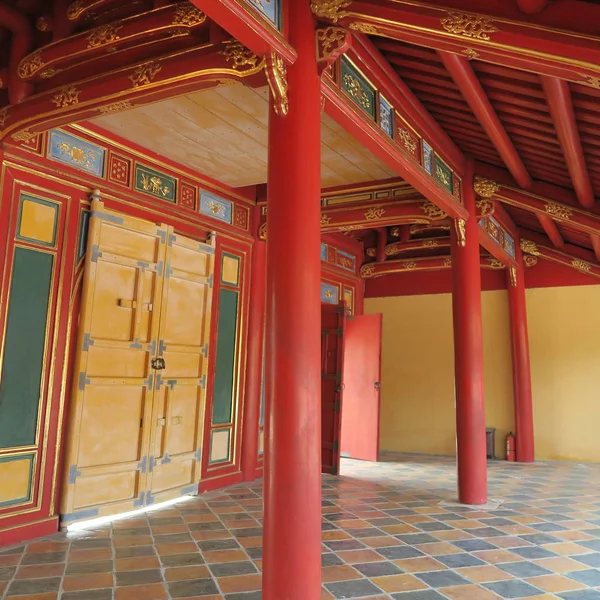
[151,357,166,370]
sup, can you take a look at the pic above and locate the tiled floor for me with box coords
[2,453,600,599]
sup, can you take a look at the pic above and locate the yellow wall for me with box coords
[366,284,600,464]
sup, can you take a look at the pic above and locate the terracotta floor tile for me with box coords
[552,530,596,541]
[164,565,211,581]
[27,542,69,553]
[237,537,262,549]
[415,542,465,555]
[321,565,362,582]
[63,573,114,591]
[542,542,594,555]
[472,549,525,564]
[526,574,587,592]
[191,531,232,541]
[439,583,502,599]
[393,556,448,572]
[115,583,168,600]
[371,573,428,592]
[359,536,402,548]
[155,542,198,556]
[336,549,384,563]
[0,554,20,566]
[488,536,532,548]
[15,563,66,579]
[217,573,262,594]
[456,565,515,583]
[380,524,420,534]
[203,550,247,563]
[399,515,434,524]
[321,588,335,600]
[449,520,485,529]
[69,548,113,562]
[113,536,154,547]
[533,556,590,573]
[4,594,57,600]
[115,556,161,571]
[322,531,352,541]
[434,530,474,541]
[498,525,538,535]
[150,524,189,534]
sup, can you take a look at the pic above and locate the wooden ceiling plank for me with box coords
[537,213,565,248]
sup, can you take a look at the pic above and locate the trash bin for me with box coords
[486,428,496,460]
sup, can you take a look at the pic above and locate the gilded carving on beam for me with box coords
[365,206,386,220]
[360,263,376,277]
[51,85,81,108]
[36,17,50,31]
[422,239,439,247]
[384,244,398,256]
[572,258,592,272]
[349,22,380,35]
[545,201,572,220]
[441,12,499,41]
[488,257,504,269]
[265,53,289,117]
[321,214,332,225]
[311,0,352,23]
[220,40,262,71]
[173,3,206,26]
[579,74,600,89]
[475,199,494,217]
[12,130,37,142]
[339,224,363,231]
[509,267,517,286]
[18,50,45,78]
[455,218,467,247]
[520,239,540,256]
[391,227,401,237]
[366,248,376,257]
[317,27,348,60]
[443,256,452,267]
[67,1,86,20]
[98,101,134,114]
[422,202,447,220]
[463,48,479,60]
[87,23,123,48]
[0,107,9,130]
[343,73,371,110]
[56,140,97,169]
[258,222,267,241]
[129,61,162,87]
[474,175,500,198]
[40,68,59,79]
[397,128,417,154]
[403,260,417,269]
[524,255,538,267]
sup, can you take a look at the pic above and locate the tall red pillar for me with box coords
[241,229,266,481]
[262,1,322,598]
[507,248,535,462]
[451,161,488,505]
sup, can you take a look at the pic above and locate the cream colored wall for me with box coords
[366,285,600,463]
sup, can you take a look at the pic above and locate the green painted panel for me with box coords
[341,57,376,120]
[134,164,177,202]
[0,248,53,449]
[212,289,239,425]
[434,154,454,194]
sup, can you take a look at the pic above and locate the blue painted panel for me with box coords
[422,141,433,175]
[200,191,232,224]
[505,232,516,258]
[48,130,105,177]
[321,243,328,261]
[245,0,281,29]
[337,250,356,272]
[379,96,394,138]
[321,282,339,304]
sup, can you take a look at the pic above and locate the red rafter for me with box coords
[439,52,532,189]
[541,77,595,209]
[516,0,548,14]
[537,214,564,248]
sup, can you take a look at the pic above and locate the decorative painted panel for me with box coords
[134,164,177,202]
[504,232,516,258]
[245,0,281,29]
[0,247,53,449]
[337,250,355,272]
[453,174,462,203]
[422,141,433,175]
[48,129,105,177]
[321,282,339,304]
[379,96,394,138]
[479,216,505,247]
[343,288,354,316]
[434,154,454,193]
[212,289,239,425]
[200,191,233,224]
[233,205,249,230]
[108,153,131,186]
[17,194,59,247]
[221,253,240,287]
[209,429,231,464]
[321,242,328,261]
[396,115,421,163]
[180,182,197,210]
[341,57,376,121]
[0,453,34,508]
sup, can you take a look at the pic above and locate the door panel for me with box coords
[321,304,346,475]
[340,314,383,462]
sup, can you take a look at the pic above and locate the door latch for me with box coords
[151,357,166,370]
[374,381,381,391]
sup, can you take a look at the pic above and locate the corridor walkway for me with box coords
[1,454,600,599]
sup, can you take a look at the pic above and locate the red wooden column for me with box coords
[262,1,322,598]
[507,251,535,463]
[451,161,488,505]
[241,234,266,481]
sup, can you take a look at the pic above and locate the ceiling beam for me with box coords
[384,236,450,257]
[541,77,595,209]
[439,52,531,189]
[591,235,600,262]
[537,214,565,248]
[516,0,548,14]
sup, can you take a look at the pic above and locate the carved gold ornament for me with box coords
[474,175,500,198]
[349,22,379,35]
[366,248,377,257]
[384,243,398,256]
[173,3,206,26]
[520,239,540,256]
[12,130,37,142]
[364,207,386,220]
[343,73,371,109]
[455,218,467,247]
[87,23,122,48]
[18,50,45,78]
[56,141,97,169]
[140,173,170,197]
[67,0,86,20]
[524,255,538,267]
[129,61,162,87]
[360,263,376,277]
[441,12,499,41]
[488,257,504,269]
[422,239,439,247]
[258,222,267,241]
[219,40,262,70]
[463,48,479,60]
[317,27,348,59]
[403,260,417,270]
[422,202,447,220]
[339,224,363,231]
[36,17,50,31]
[311,0,352,22]
[391,227,401,237]
[475,199,494,217]
[545,201,572,220]
[265,53,289,117]
[51,86,81,108]
[443,256,452,267]
[579,74,600,89]
[98,101,134,114]
[397,128,417,154]
[509,267,517,286]
[321,214,332,225]
[40,68,59,79]
[572,259,592,273]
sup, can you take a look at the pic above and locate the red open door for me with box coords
[321,304,346,475]
[340,314,383,462]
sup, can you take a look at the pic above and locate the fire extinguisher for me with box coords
[506,432,516,462]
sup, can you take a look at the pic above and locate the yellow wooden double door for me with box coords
[61,200,215,524]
